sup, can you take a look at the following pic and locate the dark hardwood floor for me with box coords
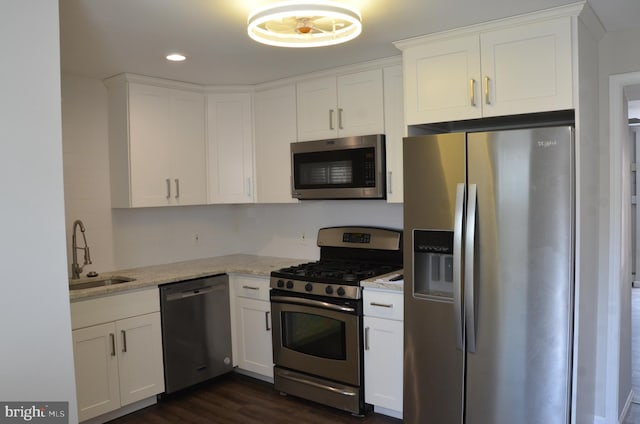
[109,373,402,424]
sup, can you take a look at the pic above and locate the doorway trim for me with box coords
[606,71,640,423]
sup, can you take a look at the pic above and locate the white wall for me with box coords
[61,74,403,271]
[0,2,77,421]
[233,201,403,258]
[597,28,640,423]
[62,74,116,274]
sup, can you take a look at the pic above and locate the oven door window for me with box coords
[281,311,346,360]
[294,147,376,189]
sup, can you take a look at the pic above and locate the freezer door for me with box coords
[465,127,574,424]
[403,133,466,424]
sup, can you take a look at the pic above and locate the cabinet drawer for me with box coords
[234,275,270,301]
[363,289,403,321]
[70,287,160,330]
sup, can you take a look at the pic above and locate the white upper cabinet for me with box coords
[296,69,384,141]
[105,76,207,207]
[206,92,255,204]
[401,35,481,124]
[254,85,298,203]
[480,17,572,117]
[168,90,209,205]
[383,64,405,203]
[398,16,573,125]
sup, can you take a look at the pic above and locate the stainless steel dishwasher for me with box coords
[160,274,232,393]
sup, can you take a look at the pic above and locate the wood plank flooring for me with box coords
[108,373,402,424]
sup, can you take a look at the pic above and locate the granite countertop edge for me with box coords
[360,269,404,292]
[69,254,305,301]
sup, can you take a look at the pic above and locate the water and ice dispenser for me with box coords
[413,230,454,300]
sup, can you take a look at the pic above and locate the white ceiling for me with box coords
[59,0,639,86]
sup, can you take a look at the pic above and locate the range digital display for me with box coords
[342,232,371,244]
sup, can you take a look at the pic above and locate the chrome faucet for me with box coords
[71,219,92,279]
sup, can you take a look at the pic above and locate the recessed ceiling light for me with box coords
[166,53,187,62]
[247,1,362,48]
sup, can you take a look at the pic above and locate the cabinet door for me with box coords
[128,83,172,207]
[363,316,403,413]
[296,76,337,141]
[72,322,120,422]
[170,90,207,205]
[254,85,298,203]
[383,65,405,203]
[402,35,481,125]
[116,312,165,406]
[480,17,572,117]
[207,93,255,203]
[235,297,273,378]
[336,69,384,137]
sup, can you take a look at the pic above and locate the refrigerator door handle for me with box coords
[453,183,465,351]
[465,183,478,353]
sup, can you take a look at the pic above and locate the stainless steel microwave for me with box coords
[291,134,386,200]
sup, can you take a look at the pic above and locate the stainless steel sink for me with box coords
[69,276,135,290]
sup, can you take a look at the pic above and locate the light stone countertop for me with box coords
[360,269,404,292]
[69,254,305,301]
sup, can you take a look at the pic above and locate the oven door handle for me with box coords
[270,295,356,313]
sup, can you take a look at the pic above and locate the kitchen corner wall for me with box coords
[62,74,402,272]
[62,74,116,273]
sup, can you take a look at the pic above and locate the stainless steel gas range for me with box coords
[269,226,403,415]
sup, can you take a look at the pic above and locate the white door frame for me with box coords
[606,71,640,423]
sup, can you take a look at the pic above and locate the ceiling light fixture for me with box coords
[166,53,186,62]
[247,1,362,48]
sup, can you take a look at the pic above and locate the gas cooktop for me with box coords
[269,226,403,300]
[272,260,400,286]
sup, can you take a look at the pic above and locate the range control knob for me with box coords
[337,287,346,296]
[325,286,334,295]
[277,279,285,288]
[305,283,313,292]
[286,280,294,289]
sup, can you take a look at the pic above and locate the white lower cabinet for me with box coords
[230,275,273,380]
[71,288,164,422]
[363,289,403,418]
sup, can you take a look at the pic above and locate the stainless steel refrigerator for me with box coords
[403,126,574,424]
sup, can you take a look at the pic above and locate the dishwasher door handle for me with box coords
[165,285,225,301]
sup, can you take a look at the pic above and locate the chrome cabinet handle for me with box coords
[338,108,343,129]
[166,178,171,199]
[470,79,476,106]
[242,285,260,290]
[453,183,465,351]
[484,76,490,105]
[175,178,180,199]
[387,171,392,194]
[265,311,271,331]
[465,184,478,353]
[329,109,334,130]
[246,177,252,197]
[110,333,116,357]
[370,302,393,308]
[364,327,370,350]
[121,330,127,353]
